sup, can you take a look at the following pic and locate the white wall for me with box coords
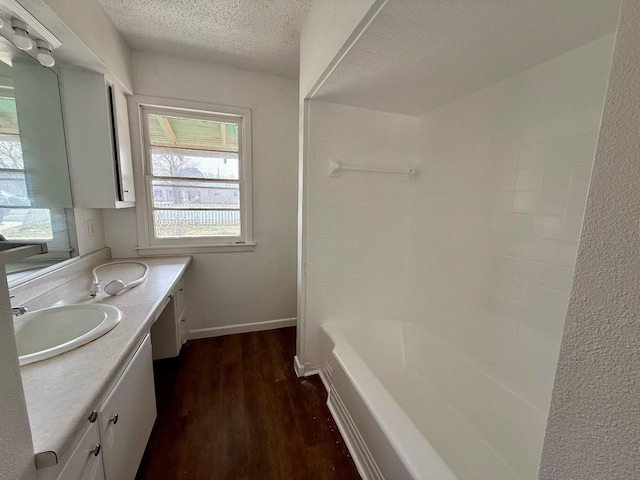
[74,208,106,257]
[403,35,614,479]
[43,0,133,92]
[541,1,640,477]
[297,0,384,370]
[299,0,379,99]
[0,273,35,480]
[301,101,419,368]
[104,52,299,332]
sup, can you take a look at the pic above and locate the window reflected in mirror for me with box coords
[0,37,77,283]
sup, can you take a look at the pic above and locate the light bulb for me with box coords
[35,40,55,67]
[11,19,32,51]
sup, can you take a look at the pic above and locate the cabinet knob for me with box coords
[89,444,101,457]
[109,413,119,425]
[87,411,98,423]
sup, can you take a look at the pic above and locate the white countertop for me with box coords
[17,255,191,468]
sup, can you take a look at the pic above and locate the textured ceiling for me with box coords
[315,0,622,115]
[97,0,312,78]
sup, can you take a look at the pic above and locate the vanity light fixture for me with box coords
[10,18,32,51]
[35,39,54,67]
[0,3,62,68]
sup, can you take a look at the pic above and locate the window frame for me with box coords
[132,96,254,254]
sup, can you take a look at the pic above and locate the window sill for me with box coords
[135,242,256,255]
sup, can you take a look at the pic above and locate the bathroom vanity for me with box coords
[9,248,191,480]
[51,335,154,480]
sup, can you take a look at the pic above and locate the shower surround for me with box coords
[300,34,615,479]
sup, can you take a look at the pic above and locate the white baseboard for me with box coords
[293,355,320,377]
[187,317,297,340]
[319,368,330,392]
[294,355,305,377]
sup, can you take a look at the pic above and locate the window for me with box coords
[137,99,253,253]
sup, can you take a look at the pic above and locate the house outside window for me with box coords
[136,99,253,253]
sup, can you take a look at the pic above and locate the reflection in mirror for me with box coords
[0,36,77,283]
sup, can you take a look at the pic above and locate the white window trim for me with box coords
[130,95,254,254]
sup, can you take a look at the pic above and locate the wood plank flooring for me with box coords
[135,327,361,480]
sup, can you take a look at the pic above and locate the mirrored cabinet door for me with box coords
[0,36,78,283]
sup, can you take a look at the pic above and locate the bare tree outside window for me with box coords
[152,150,202,206]
[152,150,196,177]
[0,136,24,169]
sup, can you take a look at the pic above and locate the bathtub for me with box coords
[320,321,535,480]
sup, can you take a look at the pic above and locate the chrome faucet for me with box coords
[89,280,101,298]
[11,306,28,316]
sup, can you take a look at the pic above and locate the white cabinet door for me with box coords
[56,423,104,480]
[12,60,74,209]
[110,85,135,203]
[98,335,156,480]
[59,69,135,208]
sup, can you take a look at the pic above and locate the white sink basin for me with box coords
[14,304,122,366]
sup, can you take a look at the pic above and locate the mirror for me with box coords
[0,36,77,283]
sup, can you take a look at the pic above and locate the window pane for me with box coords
[0,171,29,206]
[153,210,240,238]
[0,208,52,239]
[0,98,20,136]
[147,114,238,153]
[0,136,24,170]
[151,179,239,209]
[150,147,239,180]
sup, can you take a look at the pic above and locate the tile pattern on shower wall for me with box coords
[304,101,419,366]
[407,36,614,479]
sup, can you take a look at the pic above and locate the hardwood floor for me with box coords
[136,327,361,480]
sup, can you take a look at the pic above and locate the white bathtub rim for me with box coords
[325,320,537,480]
[322,319,358,343]
[332,341,458,480]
